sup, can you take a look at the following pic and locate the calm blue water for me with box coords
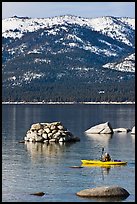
[2,104,135,202]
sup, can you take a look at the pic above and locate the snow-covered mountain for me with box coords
[2,15,135,102]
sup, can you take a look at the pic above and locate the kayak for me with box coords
[81,160,127,166]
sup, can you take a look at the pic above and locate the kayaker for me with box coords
[101,152,111,162]
[101,148,111,161]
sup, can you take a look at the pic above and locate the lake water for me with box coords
[2,104,135,202]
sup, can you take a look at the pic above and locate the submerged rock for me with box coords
[24,121,80,143]
[18,140,25,143]
[76,186,130,198]
[85,122,113,134]
[69,166,83,168]
[30,192,45,196]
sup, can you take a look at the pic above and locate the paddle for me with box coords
[100,147,104,160]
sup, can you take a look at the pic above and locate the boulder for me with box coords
[113,128,131,133]
[31,123,43,130]
[131,126,135,134]
[76,186,130,198]
[85,122,113,134]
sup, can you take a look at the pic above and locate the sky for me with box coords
[2,2,135,19]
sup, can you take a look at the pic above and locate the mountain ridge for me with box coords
[2,15,135,102]
[2,15,135,46]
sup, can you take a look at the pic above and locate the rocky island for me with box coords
[24,121,80,143]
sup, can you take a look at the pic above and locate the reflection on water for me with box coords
[113,131,130,137]
[101,167,111,175]
[100,167,111,181]
[130,134,135,143]
[84,132,113,148]
[24,141,73,161]
[84,165,111,180]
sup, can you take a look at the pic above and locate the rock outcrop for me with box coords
[76,186,130,198]
[24,122,80,143]
[85,122,113,134]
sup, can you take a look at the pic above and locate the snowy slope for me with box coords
[103,53,135,72]
[2,15,135,46]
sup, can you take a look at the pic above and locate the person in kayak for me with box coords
[102,152,111,161]
[101,148,111,161]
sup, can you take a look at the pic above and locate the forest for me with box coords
[2,79,135,102]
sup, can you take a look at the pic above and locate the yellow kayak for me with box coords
[81,160,127,166]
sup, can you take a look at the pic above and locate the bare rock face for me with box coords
[85,122,113,134]
[24,121,80,143]
[76,186,130,198]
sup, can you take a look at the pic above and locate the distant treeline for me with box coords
[2,80,135,102]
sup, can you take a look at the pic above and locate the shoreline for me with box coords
[2,101,135,105]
